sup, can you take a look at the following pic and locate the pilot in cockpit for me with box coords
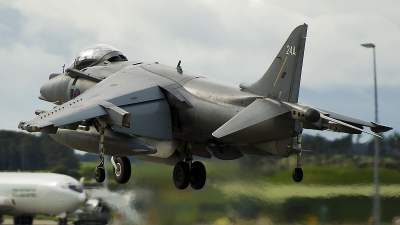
[69,44,128,70]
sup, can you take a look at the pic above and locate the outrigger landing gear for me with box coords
[173,143,207,190]
[95,121,106,183]
[292,132,304,183]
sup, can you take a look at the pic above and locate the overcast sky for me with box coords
[0,0,398,143]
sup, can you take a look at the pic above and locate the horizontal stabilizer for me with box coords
[320,114,382,138]
[370,122,392,133]
[212,99,289,138]
[289,103,392,136]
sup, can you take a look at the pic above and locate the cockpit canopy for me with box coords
[69,44,128,70]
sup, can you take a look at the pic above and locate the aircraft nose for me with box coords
[40,74,70,103]
[78,192,87,203]
[40,79,55,102]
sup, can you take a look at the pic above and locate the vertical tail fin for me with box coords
[240,24,308,103]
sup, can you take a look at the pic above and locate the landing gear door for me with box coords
[113,99,172,140]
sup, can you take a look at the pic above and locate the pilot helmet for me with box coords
[69,44,127,70]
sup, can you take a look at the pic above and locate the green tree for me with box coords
[40,134,80,170]
[0,130,80,171]
[52,164,81,179]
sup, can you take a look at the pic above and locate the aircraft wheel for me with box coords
[173,161,190,189]
[13,216,20,225]
[190,161,206,190]
[113,156,131,184]
[58,218,67,225]
[95,167,106,183]
[292,167,303,182]
[25,216,33,225]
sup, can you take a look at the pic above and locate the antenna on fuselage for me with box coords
[62,64,65,73]
[176,60,182,74]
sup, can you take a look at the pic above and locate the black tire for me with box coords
[113,156,131,184]
[58,218,67,225]
[292,167,303,182]
[26,216,33,225]
[173,161,190,189]
[95,167,106,183]
[14,216,20,225]
[190,161,207,190]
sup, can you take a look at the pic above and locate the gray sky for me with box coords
[0,0,398,142]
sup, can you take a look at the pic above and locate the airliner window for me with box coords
[68,184,83,193]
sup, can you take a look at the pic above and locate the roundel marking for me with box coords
[74,89,81,98]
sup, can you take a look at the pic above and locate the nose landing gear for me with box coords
[95,121,106,183]
[93,120,132,184]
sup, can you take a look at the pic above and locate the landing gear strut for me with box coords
[95,121,106,183]
[292,132,304,182]
[93,120,132,184]
[173,143,207,190]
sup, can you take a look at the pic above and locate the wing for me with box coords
[19,65,177,140]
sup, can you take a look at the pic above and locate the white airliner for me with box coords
[0,172,86,225]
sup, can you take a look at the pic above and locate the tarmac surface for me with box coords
[2,218,62,225]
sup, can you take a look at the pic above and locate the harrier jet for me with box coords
[19,24,392,190]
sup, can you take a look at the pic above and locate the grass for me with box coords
[79,160,400,186]
[267,166,400,185]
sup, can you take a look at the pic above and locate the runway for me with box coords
[2,218,61,225]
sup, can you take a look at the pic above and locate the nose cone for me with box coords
[40,79,55,102]
[40,74,70,103]
[78,192,87,203]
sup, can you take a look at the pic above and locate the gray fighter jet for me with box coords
[18,24,392,190]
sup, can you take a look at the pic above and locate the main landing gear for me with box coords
[292,132,304,182]
[173,144,207,190]
[94,120,131,184]
[111,156,131,184]
[13,215,33,225]
[57,217,67,225]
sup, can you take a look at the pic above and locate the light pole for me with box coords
[361,43,380,225]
